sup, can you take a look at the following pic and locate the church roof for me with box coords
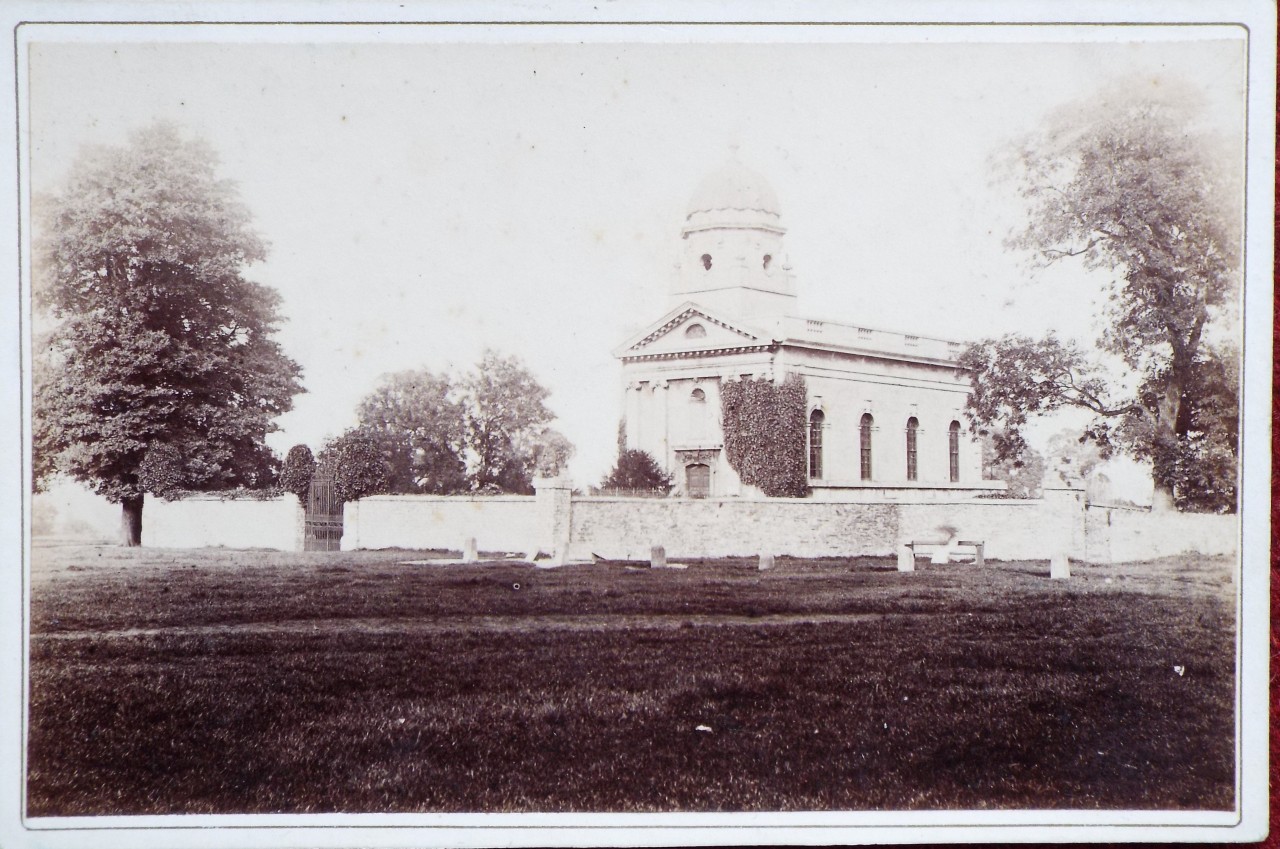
[686,161,781,219]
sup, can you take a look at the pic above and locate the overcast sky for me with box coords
[25,25,1247,492]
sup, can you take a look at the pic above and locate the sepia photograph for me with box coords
[1,3,1272,847]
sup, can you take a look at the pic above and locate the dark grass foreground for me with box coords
[27,546,1235,815]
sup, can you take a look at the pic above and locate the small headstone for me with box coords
[462,537,478,563]
[897,545,915,573]
[650,545,666,569]
[758,554,775,571]
[1050,553,1071,580]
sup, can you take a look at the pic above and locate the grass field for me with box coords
[26,544,1236,815]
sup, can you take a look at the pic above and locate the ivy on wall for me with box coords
[720,374,809,498]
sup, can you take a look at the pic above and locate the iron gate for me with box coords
[304,473,343,551]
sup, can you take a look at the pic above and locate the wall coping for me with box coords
[575,495,1048,507]
[355,494,536,504]
[151,494,297,504]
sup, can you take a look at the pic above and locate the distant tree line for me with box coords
[287,350,573,504]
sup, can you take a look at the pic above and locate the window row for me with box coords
[808,413,962,483]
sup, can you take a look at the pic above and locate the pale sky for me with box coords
[25,26,1247,495]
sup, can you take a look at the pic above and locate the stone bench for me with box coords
[901,539,985,567]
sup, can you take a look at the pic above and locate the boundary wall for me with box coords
[342,494,541,553]
[144,483,1239,563]
[1084,505,1238,563]
[566,493,1077,560]
[142,494,303,550]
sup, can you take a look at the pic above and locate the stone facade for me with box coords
[615,163,994,499]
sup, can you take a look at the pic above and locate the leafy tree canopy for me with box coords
[32,123,303,543]
[979,432,1047,500]
[968,80,1241,512]
[348,351,569,497]
[462,350,557,494]
[356,369,468,494]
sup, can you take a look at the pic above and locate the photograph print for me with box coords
[5,5,1272,847]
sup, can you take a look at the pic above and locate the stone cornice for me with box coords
[621,343,776,363]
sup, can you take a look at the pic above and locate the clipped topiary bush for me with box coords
[280,444,317,501]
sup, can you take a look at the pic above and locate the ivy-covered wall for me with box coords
[720,374,808,497]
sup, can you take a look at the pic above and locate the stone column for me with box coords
[624,382,640,450]
[655,380,670,465]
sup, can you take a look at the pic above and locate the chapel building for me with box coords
[612,162,998,500]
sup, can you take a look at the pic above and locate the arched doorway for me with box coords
[685,463,711,498]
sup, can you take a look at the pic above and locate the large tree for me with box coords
[356,369,468,494]
[965,82,1241,512]
[462,350,558,494]
[32,123,303,543]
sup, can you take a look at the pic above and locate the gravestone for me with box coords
[758,554,775,571]
[897,545,915,572]
[1050,553,1071,580]
[462,537,478,563]
[650,545,666,569]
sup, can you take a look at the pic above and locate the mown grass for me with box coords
[27,545,1236,815]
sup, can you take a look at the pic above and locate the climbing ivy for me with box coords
[720,374,809,497]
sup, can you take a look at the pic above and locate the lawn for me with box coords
[26,544,1236,815]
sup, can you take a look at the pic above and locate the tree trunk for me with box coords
[120,495,143,546]
[1149,378,1183,513]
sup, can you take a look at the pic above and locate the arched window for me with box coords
[701,253,713,270]
[809,410,825,479]
[685,323,707,339]
[860,414,874,481]
[949,421,961,483]
[905,417,919,481]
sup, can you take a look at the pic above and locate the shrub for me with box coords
[280,444,316,501]
[320,430,391,504]
[600,449,673,493]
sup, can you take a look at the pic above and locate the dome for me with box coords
[686,162,781,219]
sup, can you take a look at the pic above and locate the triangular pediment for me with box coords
[613,302,772,359]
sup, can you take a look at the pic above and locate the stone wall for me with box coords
[142,494,304,550]
[342,494,540,553]
[570,497,901,560]
[143,485,1238,564]
[1085,505,1239,563]
[569,489,1084,561]
[898,489,1084,561]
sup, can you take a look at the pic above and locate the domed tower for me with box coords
[671,162,798,324]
